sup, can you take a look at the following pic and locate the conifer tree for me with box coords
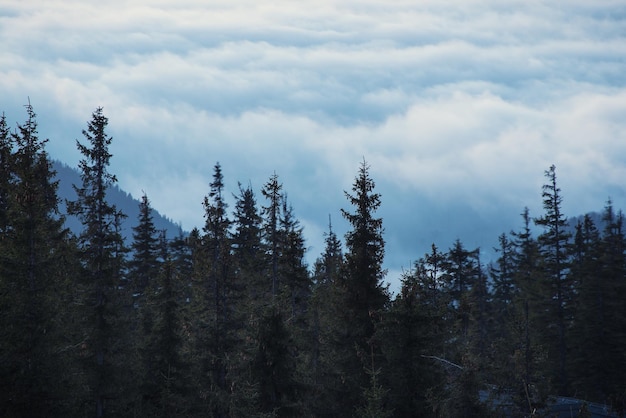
[277,195,309,319]
[585,201,626,408]
[128,193,161,305]
[510,207,549,413]
[377,252,447,417]
[534,164,572,394]
[261,172,283,299]
[67,107,128,417]
[490,233,516,319]
[442,239,481,357]
[308,217,345,416]
[0,103,70,416]
[169,228,193,280]
[444,239,480,303]
[357,349,393,418]
[140,259,188,417]
[190,162,240,416]
[252,305,299,417]
[0,113,11,233]
[335,159,389,415]
[340,159,388,334]
[467,252,491,363]
[232,182,264,303]
[568,214,604,401]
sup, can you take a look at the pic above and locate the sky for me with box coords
[2,1,626,291]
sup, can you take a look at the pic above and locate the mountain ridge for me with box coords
[53,160,186,244]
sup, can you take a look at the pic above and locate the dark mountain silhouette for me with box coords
[53,160,186,244]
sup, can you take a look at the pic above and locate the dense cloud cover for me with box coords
[2,0,625,289]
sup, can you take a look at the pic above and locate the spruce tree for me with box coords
[336,159,389,416]
[190,162,240,416]
[308,217,345,416]
[128,193,161,305]
[377,252,447,417]
[169,228,193,280]
[490,233,516,319]
[511,207,549,413]
[232,182,264,303]
[0,113,11,233]
[277,195,309,319]
[442,239,481,359]
[568,214,603,401]
[340,159,388,336]
[261,172,283,299]
[598,202,626,409]
[534,164,572,394]
[66,107,128,417]
[0,103,70,416]
[140,260,188,417]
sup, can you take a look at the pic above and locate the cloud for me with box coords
[2,0,626,289]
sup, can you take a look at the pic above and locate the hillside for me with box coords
[53,160,186,243]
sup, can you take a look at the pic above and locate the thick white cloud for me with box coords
[2,0,625,290]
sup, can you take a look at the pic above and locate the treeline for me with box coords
[0,105,625,417]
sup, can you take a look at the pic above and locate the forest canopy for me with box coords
[1,106,625,417]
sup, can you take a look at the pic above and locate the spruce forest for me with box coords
[1,105,626,418]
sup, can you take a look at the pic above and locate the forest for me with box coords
[1,104,625,418]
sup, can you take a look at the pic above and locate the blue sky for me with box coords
[2,1,626,290]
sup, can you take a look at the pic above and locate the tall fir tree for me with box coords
[336,159,389,416]
[534,164,572,395]
[442,239,481,361]
[377,251,448,417]
[228,182,268,416]
[568,214,604,402]
[277,195,310,320]
[66,107,129,417]
[308,217,345,416]
[490,233,516,321]
[190,162,241,416]
[232,182,264,304]
[139,259,188,417]
[0,103,71,416]
[598,201,626,410]
[261,172,283,299]
[0,113,11,233]
[128,193,161,305]
[127,193,168,414]
[510,207,549,414]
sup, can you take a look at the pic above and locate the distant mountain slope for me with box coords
[53,160,186,243]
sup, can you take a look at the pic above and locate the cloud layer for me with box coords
[2,0,625,289]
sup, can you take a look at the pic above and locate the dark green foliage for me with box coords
[534,165,572,395]
[2,104,626,418]
[340,160,388,324]
[252,305,300,417]
[510,207,548,411]
[490,233,516,317]
[333,160,389,416]
[357,355,393,418]
[442,239,481,362]
[66,107,129,417]
[0,113,11,232]
[277,196,310,320]
[0,103,72,417]
[444,239,480,304]
[139,261,188,417]
[261,172,283,300]
[378,259,447,418]
[128,193,161,303]
[308,219,345,416]
[232,181,264,304]
[569,202,626,408]
[188,162,242,416]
